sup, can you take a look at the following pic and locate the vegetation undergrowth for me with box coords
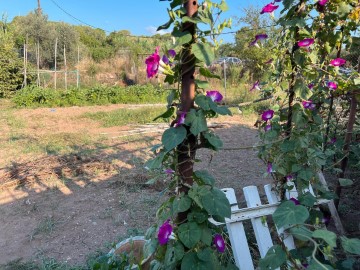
[11,84,168,108]
[82,106,168,127]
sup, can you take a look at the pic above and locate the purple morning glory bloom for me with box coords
[158,220,173,245]
[290,197,300,205]
[260,3,279,14]
[264,124,272,132]
[302,100,313,109]
[267,162,274,173]
[214,234,225,253]
[206,90,223,102]
[309,103,316,110]
[261,110,274,121]
[250,81,261,91]
[145,47,160,78]
[308,83,314,89]
[176,112,186,126]
[297,38,314,48]
[162,55,169,65]
[249,34,268,47]
[327,81,337,90]
[168,49,176,58]
[164,168,175,175]
[322,213,331,225]
[286,175,294,182]
[330,58,346,66]
[318,0,328,6]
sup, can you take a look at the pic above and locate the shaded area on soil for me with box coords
[0,122,270,267]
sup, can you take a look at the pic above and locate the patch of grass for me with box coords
[30,216,58,240]
[5,113,26,129]
[1,259,39,270]
[1,257,86,270]
[83,107,169,127]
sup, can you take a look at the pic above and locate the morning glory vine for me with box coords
[143,0,236,269]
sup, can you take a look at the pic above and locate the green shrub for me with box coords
[12,84,168,108]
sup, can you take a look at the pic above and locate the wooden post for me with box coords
[177,0,198,222]
[23,41,27,87]
[37,41,40,87]
[77,45,80,88]
[64,44,67,90]
[54,37,58,89]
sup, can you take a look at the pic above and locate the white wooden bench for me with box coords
[218,182,332,270]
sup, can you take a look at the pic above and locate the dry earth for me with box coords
[0,104,270,267]
[0,104,358,268]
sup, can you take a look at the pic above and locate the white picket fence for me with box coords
[218,183,330,270]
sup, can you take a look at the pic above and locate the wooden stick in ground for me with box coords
[23,41,27,87]
[64,44,67,90]
[177,0,198,223]
[54,37,57,89]
[335,93,358,208]
[318,172,346,235]
[37,40,40,87]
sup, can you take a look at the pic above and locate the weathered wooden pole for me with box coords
[177,0,198,222]
[54,37,58,89]
[77,45,80,88]
[64,44,67,90]
[36,41,40,87]
[23,42,27,87]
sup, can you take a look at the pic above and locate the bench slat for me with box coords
[264,184,296,251]
[243,186,274,258]
[222,188,254,269]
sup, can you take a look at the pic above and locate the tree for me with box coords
[0,18,26,97]
[232,5,278,80]
[11,11,56,68]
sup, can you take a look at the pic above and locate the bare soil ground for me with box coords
[0,103,358,268]
[0,104,269,267]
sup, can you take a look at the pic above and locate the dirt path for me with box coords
[0,104,270,267]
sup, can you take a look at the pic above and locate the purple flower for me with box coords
[206,90,223,102]
[318,0,328,6]
[249,34,268,47]
[214,234,225,253]
[264,124,272,132]
[322,214,331,225]
[290,197,300,205]
[145,47,160,78]
[162,55,169,65]
[328,137,337,144]
[308,83,314,89]
[176,112,186,126]
[297,38,314,48]
[158,220,173,245]
[168,49,176,58]
[164,168,175,175]
[327,81,337,90]
[267,162,274,173]
[260,3,279,14]
[261,110,274,121]
[330,58,346,66]
[286,174,294,182]
[302,100,315,110]
[250,81,261,91]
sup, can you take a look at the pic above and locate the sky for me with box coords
[0,0,270,44]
